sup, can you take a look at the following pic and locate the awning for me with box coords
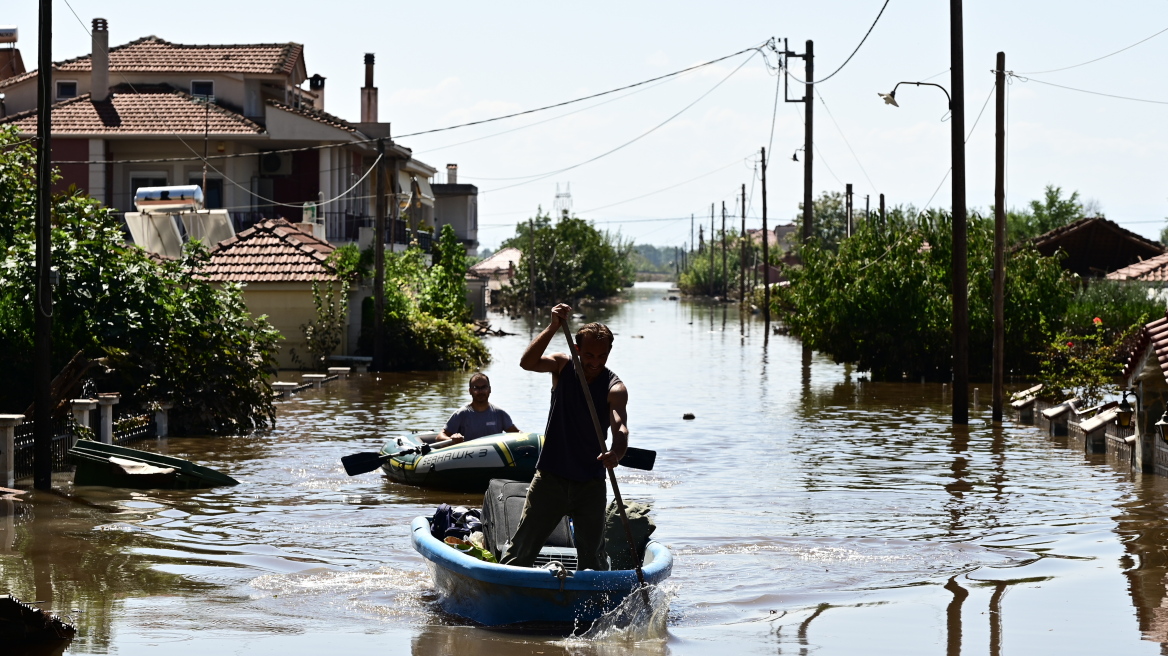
[414,176,435,206]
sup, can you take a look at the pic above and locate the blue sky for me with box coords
[8,1,1168,249]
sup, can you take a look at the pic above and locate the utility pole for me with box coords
[786,39,814,244]
[739,184,746,305]
[865,194,870,223]
[761,147,771,331]
[372,140,387,372]
[951,0,970,425]
[709,204,716,297]
[33,0,53,490]
[880,193,886,222]
[845,183,853,238]
[690,214,695,264]
[992,51,1006,424]
[721,201,728,298]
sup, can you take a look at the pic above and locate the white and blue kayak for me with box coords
[410,516,673,628]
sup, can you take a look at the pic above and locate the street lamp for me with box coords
[877,81,952,110]
[1117,389,1135,428]
[1156,408,1168,443]
[791,147,804,162]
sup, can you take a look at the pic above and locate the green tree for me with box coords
[0,125,280,432]
[501,210,634,307]
[1006,185,1086,243]
[773,209,1072,381]
[795,191,849,250]
[420,224,470,323]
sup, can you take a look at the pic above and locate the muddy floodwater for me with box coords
[6,282,1168,654]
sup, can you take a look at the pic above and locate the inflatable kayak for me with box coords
[381,432,542,492]
[411,515,672,628]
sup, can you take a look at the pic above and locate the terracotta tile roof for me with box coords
[203,218,337,283]
[267,99,357,132]
[1027,217,1164,277]
[470,247,521,276]
[0,84,265,135]
[1107,251,1168,282]
[1,36,303,88]
[1123,313,1168,382]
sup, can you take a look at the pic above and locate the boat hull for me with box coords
[381,432,542,492]
[410,516,672,628]
[68,439,239,489]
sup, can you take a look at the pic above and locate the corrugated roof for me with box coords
[470,247,522,276]
[0,84,265,135]
[1107,251,1168,282]
[1123,313,1168,382]
[203,218,337,283]
[1,36,303,88]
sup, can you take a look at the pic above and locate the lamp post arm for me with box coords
[890,81,953,108]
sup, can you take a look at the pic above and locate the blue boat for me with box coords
[410,516,673,628]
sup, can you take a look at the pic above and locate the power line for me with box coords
[395,41,772,139]
[1018,25,1168,75]
[784,0,890,85]
[815,88,877,192]
[816,0,890,83]
[481,51,760,193]
[574,154,754,214]
[1007,73,1168,105]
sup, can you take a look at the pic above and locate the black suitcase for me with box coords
[481,478,574,560]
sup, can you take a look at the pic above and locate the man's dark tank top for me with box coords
[536,359,621,482]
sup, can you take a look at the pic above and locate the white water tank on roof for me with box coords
[0,27,17,44]
[135,185,204,214]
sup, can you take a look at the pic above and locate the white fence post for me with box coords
[97,393,121,444]
[0,415,23,488]
[71,399,98,448]
[155,402,174,438]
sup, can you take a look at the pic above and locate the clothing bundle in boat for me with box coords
[481,478,574,559]
[604,499,656,570]
[429,503,482,540]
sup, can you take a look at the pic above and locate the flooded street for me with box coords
[5,281,1168,654]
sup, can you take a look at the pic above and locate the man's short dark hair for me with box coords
[469,372,490,387]
[575,322,614,349]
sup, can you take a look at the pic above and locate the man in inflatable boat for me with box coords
[501,303,629,570]
[438,373,521,444]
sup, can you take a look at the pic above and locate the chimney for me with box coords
[360,53,377,123]
[309,73,325,110]
[91,18,109,102]
[446,164,458,184]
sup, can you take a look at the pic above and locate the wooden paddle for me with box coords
[559,320,651,604]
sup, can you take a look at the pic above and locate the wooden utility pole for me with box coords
[372,140,387,372]
[845,183,853,238]
[951,0,970,425]
[709,204,716,297]
[761,147,771,331]
[992,51,1006,424]
[33,0,53,489]
[880,193,886,222]
[739,184,746,304]
[785,39,814,245]
[721,201,728,298]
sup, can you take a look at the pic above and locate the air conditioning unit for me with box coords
[259,151,292,176]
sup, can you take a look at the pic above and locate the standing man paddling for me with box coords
[501,303,629,571]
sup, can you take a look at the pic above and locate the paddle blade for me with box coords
[341,451,389,476]
[619,447,656,471]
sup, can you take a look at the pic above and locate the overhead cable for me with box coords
[1018,25,1168,75]
[1007,72,1168,105]
[396,42,772,139]
[786,0,890,85]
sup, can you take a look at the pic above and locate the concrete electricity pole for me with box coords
[785,39,814,245]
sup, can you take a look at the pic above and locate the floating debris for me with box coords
[682,413,696,420]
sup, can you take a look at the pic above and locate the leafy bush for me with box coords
[1038,321,1136,405]
[774,209,1072,381]
[0,126,280,433]
[1061,279,1162,338]
[420,224,471,323]
[501,210,634,307]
